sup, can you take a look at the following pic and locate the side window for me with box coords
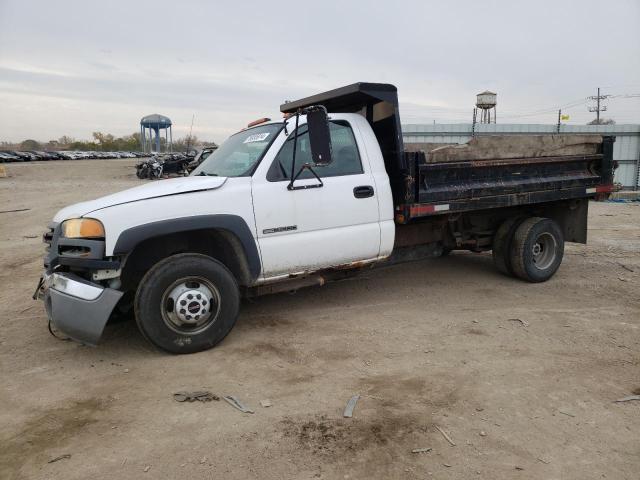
[267,121,363,181]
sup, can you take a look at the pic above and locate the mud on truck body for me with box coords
[35,82,616,353]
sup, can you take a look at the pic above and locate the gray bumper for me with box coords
[43,273,123,345]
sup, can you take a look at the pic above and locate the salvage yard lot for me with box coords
[1,159,639,480]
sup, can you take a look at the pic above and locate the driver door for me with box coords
[251,119,381,278]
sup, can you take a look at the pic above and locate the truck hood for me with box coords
[53,176,227,221]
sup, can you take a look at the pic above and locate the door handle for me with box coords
[353,185,374,198]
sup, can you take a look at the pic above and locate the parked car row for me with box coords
[0,150,147,162]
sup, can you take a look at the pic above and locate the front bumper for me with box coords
[41,272,123,345]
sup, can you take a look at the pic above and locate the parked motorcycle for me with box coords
[135,154,189,180]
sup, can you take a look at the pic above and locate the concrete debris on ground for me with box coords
[343,394,360,418]
[507,318,529,327]
[411,448,432,453]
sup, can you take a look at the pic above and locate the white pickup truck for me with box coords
[36,83,615,353]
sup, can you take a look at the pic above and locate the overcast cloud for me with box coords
[0,0,638,143]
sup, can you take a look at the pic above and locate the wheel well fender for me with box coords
[114,215,261,288]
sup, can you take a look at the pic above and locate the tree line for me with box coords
[0,132,215,152]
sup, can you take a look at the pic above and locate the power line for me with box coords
[608,93,640,98]
[500,100,587,119]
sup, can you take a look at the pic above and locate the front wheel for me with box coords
[134,253,240,353]
[510,217,564,282]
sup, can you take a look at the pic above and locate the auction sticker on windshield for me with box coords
[243,132,270,143]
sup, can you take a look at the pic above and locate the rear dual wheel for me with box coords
[492,216,564,282]
[492,216,525,275]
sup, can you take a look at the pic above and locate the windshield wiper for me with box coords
[198,172,218,176]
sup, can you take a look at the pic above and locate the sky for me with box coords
[0,0,639,144]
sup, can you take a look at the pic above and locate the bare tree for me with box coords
[587,118,616,125]
[20,139,41,150]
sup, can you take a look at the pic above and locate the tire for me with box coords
[492,216,526,276]
[134,253,240,354]
[510,217,564,283]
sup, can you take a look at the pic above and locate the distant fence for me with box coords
[402,123,640,189]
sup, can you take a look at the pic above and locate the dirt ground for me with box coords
[1,159,639,480]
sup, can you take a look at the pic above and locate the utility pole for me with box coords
[472,108,477,137]
[588,87,610,124]
[557,109,561,133]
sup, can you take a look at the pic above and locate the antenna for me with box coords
[186,114,195,153]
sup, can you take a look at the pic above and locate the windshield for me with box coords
[191,123,283,177]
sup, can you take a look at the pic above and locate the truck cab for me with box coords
[39,104,396,353]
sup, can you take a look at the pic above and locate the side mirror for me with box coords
[305,106,333,166]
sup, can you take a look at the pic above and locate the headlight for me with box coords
[61,218,105,239]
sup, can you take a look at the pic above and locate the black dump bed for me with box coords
[397,134,615,223]
[282,83,616,223]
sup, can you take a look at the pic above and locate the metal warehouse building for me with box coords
[402,123,640,189]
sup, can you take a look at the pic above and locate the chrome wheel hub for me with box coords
[161,277,221,335]
[175,289,209,324]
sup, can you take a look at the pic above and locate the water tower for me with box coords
[476,91,497,124]
[140,114,173,153]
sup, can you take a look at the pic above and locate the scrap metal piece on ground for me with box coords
[223,395,255,413]
[0,208,30,214]
[343,394,360,418]
[173,391,219,402]
[48,454,71,463]
[411,448,432,453]
[260,399,272,408]
[435,425,456,446]
[614,395,640,403]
